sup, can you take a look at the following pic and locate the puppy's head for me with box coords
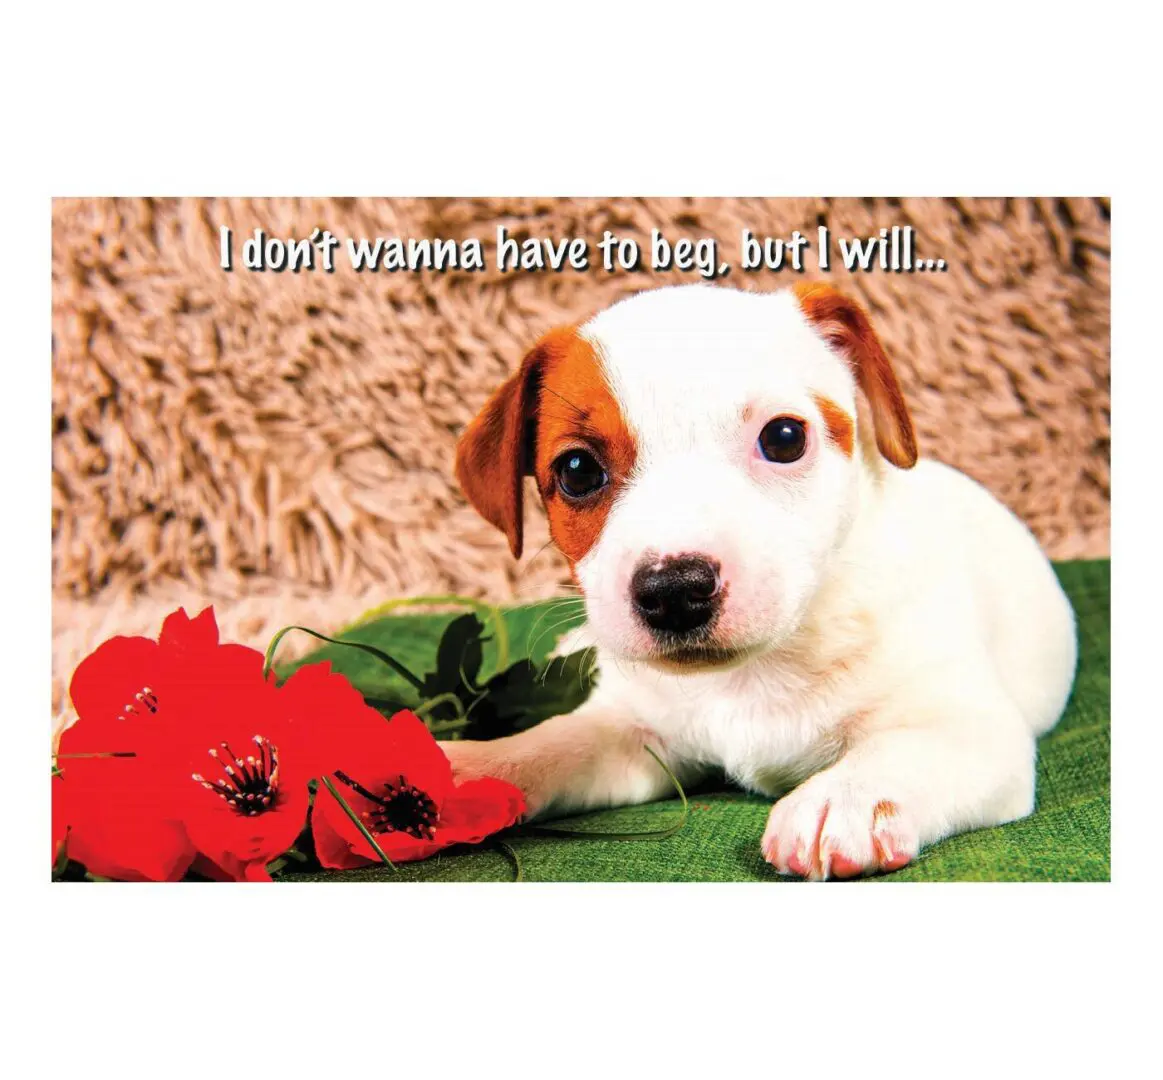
[456,284,916,672]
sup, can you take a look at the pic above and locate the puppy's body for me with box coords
[449,284,1076,879]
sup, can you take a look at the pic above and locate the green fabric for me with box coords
[285,559,1110,883]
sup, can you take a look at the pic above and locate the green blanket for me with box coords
[285,559,1110,883]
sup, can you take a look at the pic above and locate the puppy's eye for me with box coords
[554,450,608,499]
[758,416,808,463]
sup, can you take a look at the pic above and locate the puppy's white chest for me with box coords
[608,653,855,798]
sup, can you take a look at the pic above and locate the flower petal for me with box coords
[310,768,525,868]
[276,661,387,778]
[55,726,196,881]
[437,777,527,845]
[161,643,268,722]
[68,635,163,736]
[383,710,454,805]
[312,784,445,867]
[194,852,276,883]
[159,606,220,654]
[180,780,310,876]
[310,792,374,870]
[373,829,444,863]
[67,814,196,882]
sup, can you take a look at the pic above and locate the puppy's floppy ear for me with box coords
[455,342,547,559]
[794,283,918,469]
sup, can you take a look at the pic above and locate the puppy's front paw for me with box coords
[439,739,537,819]
[761,773,919,880]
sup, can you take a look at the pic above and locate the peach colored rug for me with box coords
[51,197,1110,711]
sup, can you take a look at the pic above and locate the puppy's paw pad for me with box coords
[762,782,918,881]
[785,847,811,878]
[827,851,866,879]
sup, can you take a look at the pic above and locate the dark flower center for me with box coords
[192,735,280,815]
[335,771,439,840]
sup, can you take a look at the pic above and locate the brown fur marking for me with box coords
[811,392,855,458]
[534,330,636,565]
[794,283,917,468]
[455,326,636,564]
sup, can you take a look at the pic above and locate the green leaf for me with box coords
[51,841,71,880]
[362,696,413,719]
[52,858,92,882]
[463,647,598,740]
[273,600,592,741]
[422,612,485,698]
[347,595,513,672]
[278,601,583,691]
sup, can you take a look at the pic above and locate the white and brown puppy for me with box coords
[447,283,1077,880]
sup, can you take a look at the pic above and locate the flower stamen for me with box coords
[334,770,438,840]
[118,686,159,722]
[192,734,279,815]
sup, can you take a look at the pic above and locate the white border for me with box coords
[8,3,1150,1075]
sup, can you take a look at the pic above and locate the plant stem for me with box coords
[320,775,398,873]
[520,745,689,842]
[414,692,466,724]
[263,625,425,692]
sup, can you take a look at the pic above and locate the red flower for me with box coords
[162,660,379,881]
[55,610,212,881]
[56,606,381,882]
[312,710,526,868]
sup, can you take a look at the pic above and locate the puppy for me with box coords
[446,283,1077,880]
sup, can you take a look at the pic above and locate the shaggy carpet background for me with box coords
[51,197,1110,711]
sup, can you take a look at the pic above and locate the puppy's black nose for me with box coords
[631,555,721,636]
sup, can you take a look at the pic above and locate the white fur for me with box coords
[447,285,1077,879]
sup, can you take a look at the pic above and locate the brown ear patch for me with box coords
[455,325,636,565]
[454,341,543,558]
[794,283,917,469]
[811,393,855,458]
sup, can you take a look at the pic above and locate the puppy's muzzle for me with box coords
[631,554,722,638]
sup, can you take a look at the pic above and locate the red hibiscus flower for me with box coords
[56,606,382,882]
[312,710,526,868]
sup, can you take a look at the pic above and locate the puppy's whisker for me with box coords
[509,581,585,598]
[524,601,586,657]
[544,645,585,687]
[527,606,588,650]
[522,601,583,636]
[528,611,588,662]
[517,538,559,575]
[521,592,585,610]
